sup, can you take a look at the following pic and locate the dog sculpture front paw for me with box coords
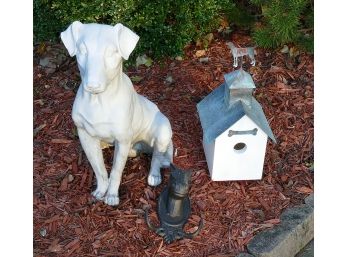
[92,187,108,200]
[104,194,120,206]
[148,174,162,187]
[92,179,108,200]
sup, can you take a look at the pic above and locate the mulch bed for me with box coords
[33,31,313,257]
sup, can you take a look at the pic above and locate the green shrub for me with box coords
[251,0,313,51]
[48,0,229,59]
[33,0,314,57]
[224,0,256,28]
[33,0,64,42]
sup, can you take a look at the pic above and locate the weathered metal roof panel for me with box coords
[197,82,276,144]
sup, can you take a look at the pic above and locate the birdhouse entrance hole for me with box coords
[234,142,247,153]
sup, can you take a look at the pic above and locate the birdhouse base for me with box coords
[202,116,268,182]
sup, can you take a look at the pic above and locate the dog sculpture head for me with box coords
[61,21,139,94]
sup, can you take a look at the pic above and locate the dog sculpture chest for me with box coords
[61,21,173,206]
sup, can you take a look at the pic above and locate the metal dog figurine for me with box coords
[61,21,173,206]
[145,164,203,243]
[227,42,256,67]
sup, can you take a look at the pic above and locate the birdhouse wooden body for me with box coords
[197,69,276,181]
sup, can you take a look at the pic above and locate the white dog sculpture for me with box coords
[61,21,173,206]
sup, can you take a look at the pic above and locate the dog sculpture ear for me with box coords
[60,21,83,57]
[114,23,139,60]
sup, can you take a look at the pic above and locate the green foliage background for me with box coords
[251,0,313,52]
[33,0,313,58]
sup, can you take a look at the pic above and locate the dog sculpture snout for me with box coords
[84,83,103,94]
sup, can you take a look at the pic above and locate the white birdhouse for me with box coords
[197,69,276,181]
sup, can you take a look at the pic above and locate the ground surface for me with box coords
[33,31,314,257]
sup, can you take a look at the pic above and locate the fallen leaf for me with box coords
[249,66,262,75]
[37,42,47,55]
[175,56,183,61]
[296,186,313,194]
[130,75,143,82]
[280,45,289,54]
[136,54,153,68]
[195,50,206,58]
[220,17,229,28]
[100,141,112,149]
[290,47,300,58]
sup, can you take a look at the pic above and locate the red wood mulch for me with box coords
[33,31,313,257]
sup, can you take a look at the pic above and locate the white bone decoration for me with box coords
[197,68,276,181]
[61,21,173,206]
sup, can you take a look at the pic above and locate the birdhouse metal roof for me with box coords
[197,82,276,144]
[224,69,255,90]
